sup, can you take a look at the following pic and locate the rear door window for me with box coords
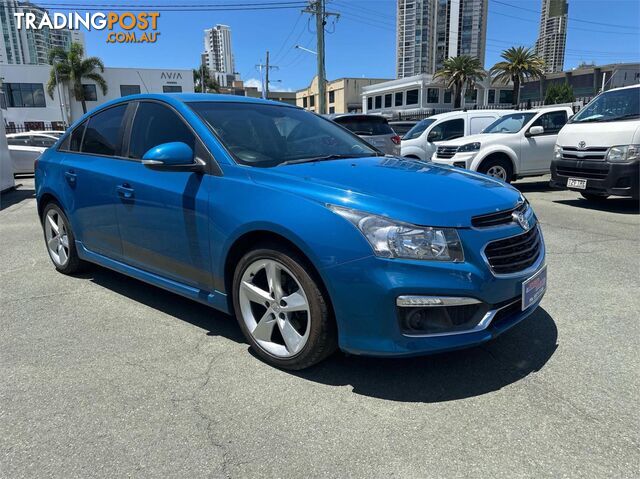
[335,116,393,136]
[470,116,497,134]
[81,104,128,156]
[128,101,195,159]
[7,137,29,146]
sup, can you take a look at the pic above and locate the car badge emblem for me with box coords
[512,210,530,230]
[577,141,587,150]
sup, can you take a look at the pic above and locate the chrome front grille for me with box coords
[560,146,608,161]
[436,146,458,159]
[472,202,528,228]
[484,227,542,275]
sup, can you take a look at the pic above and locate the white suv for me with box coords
[432,106,574,182]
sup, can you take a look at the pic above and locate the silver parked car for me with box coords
[7,132,59,174]
[331,114,400,156]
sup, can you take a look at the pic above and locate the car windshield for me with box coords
[334,116,394,136]
[570,88,640,123]
[402,118,436,140]
[189,102,378,167]
[483,112,537,134]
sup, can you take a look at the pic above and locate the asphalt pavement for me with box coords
[1,176,638,478]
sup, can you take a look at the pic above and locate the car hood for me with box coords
[440,132,514,147]
[249,157,522,227]
[557,121,640,146]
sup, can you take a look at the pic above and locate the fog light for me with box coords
[453,161,466,168]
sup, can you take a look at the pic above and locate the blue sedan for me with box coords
[35,94,546,369]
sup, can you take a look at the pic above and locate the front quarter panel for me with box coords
[470,144,519,173]
[209,164,375,293]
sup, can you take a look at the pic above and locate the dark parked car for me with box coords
[331,114,400,155]
[389,120,418,138]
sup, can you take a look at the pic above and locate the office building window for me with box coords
[3,83,46,108]
[488,89,496,104]
[82,84,98,101]
[427,88,439,104]
[406,89,419,105]
[309,95,315,107]
[395,91,403,106]
[328,90,335,104]
[329,106,335,114]
[367,97,373,110]
[120,85,141,97]
[162,85,182,93]
[303,96,308,108]
[374,96,382,109]
[464,89,478,103]
[499,90,514,104]
[444,90,452,103]
[384,94,392,108]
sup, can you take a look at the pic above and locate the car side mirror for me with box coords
[142,142,204,172]
[427,131,439,142]
[527,126,544,137]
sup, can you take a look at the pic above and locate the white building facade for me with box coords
[362,74,514,116]
[1,64,194,129]
[396,0,488,78]
[0,0,85,65]
[203,24,236,87]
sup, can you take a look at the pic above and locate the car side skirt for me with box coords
[76,241,230,314]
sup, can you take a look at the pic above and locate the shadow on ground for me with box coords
[512,180,555,193]
[554,197,639,214]
[83,264,557,404]
[0,185,35,211]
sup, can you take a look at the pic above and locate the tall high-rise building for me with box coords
[0,0,85,65]
[396,0,488,78]
[535,0,568,73]
[203,24,236,87]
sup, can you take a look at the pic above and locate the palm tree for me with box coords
[193,66,220,93]
[490,46,545,106]
[433,55,486,109]
[47,42,107,114]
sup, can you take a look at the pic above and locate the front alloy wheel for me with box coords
[232,246,336,369]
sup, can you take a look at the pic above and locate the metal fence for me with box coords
[395,97,594,121]
[4,122,67,135]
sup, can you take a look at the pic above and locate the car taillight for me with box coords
[391,135,401,145]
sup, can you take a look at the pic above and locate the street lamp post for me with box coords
[52,59,67,127]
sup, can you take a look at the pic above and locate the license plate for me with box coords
[567,178,587,190]
[522,266,547,310]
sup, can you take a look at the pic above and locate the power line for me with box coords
[491,0,639,30]
[490,10,640,35]
[271,12,303,63]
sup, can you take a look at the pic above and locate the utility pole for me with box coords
[303,0,339,115]
[255,50,278,100]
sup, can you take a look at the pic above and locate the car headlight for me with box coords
[328,205,464,262]
[554,144,562,160]
[606,144,640,162]
[457,142,480,153]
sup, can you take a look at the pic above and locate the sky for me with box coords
[47,0,640,92]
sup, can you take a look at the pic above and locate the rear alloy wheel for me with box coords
[42,203,86,274]
[232,246,336,369]
[480,158,513,183]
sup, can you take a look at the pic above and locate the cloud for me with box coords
[244,78,263,91]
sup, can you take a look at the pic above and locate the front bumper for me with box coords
[432,153,476,169]
[550,159,639,198]
[321,222,546,357]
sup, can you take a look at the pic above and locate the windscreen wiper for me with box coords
[278,153,378,166]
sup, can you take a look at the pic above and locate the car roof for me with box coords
[329,113,388,120]
[606,83,640,92]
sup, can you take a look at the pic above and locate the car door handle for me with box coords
[64,170,77,185]
[116,184,135,200]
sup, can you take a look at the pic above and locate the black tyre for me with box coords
[232,244,337,370]
[580,192,610,201]
[42,203,87,274]
[479,157,513,183]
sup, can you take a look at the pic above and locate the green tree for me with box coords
[490,46,545,106]
[544,82,575,105]
[193,66,221,93]
[433,55,486,108]
[47,42,107,114]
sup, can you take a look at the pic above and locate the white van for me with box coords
[432,106,574,182]
[400,109,516,161]
[551,84,639,201]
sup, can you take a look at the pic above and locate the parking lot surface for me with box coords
[1,177,639,478]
